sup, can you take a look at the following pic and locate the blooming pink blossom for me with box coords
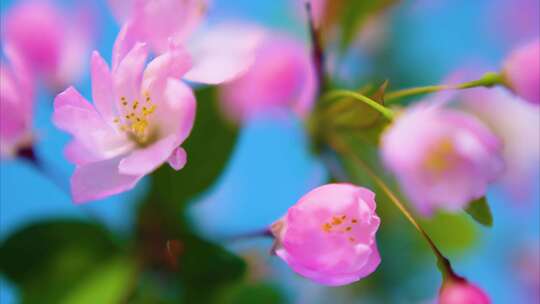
[2,0,94,89]
[439,280,491,304]
[220,35,317,122]
[381,103,504,216]
[460,88,540,201]
[502,39,540,105]
[53,40,196,203]
[0,49,34,158]
[271,183,381,286]
[110,0,264,85]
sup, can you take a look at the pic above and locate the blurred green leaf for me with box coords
[323,0,397,51]
[60,257,135,304]
[218,282,286,304]
[421,212,478,254]
[464,197,493,227]
[178,235,247,303]
[0,220,121,304]
[146,87,238,212]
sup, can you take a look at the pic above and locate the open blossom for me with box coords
[220,35,317,122]
[53,40,196,203]
[460,88,540,200]
[110,0,264,85]
[271,183,380,286]
[381,103,504,216]
[0,49,34,158]
[2,0,94,89]
[439,279,491,304]
[502,39,540,105]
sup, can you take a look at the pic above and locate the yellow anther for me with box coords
[332,217,342,225]
[345,226,352,232]
[322,223,332,232]
[351,219,358,224]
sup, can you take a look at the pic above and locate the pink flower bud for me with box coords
[503,39,540,105]
[439,280,491,304]
[271,183,381,286]
[381,103,504,216]
[220,35,317,122]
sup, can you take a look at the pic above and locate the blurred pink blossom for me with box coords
[108,0,207,54]
[381,103,504,216]
[220,35,317,122]
[485,0,539,46]
[460,88,540,201]
[503,39,540,105]
[110,0,264,85]
[2,0,95,90]
[0,49,34,158]
[53,39,196,203]
[271,183,381,286]
[439,279,491,304]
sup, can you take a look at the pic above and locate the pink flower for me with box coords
[460,88,540,201]
[53,40,196,203]
[109,0,207,54]
[110,0,264,85]
[0,48,34,158]
[2,0,94,89]
[271,183,381,286]
[439,280,491,304]
[220,35,317,122]
[381,103,504,216]
[502,39,540,105]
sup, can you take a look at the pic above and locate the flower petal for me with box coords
[151,78,196,141]
[113,41,148,104]
[90,51,115,122]
[141,42,192,93]
[118,134,178,176]
[112,22,141,70]
[53,87,131,158]
[71,156,142,203]
[64,140,102,165]
[183,24,265,84]
[167,146,187,170]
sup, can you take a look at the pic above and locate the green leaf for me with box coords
[145,86,238,212]
[178,235,247,303]
[59,257,135,304]
[218,282,285,304]
[464,196,493,227]
[323,0,397,52]
[421,212,478,254]
[0,220,119,304]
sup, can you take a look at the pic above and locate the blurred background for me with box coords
[1,0,539,303]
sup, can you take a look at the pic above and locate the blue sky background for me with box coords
[1,0,539,303]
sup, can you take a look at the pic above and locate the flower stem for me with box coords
[321,90,396,121]
[385,72,504,103]
[326,135,456,279]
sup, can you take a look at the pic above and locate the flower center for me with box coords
[113,92,157,145]
[424,138,456,174]
[321,214,359,243]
